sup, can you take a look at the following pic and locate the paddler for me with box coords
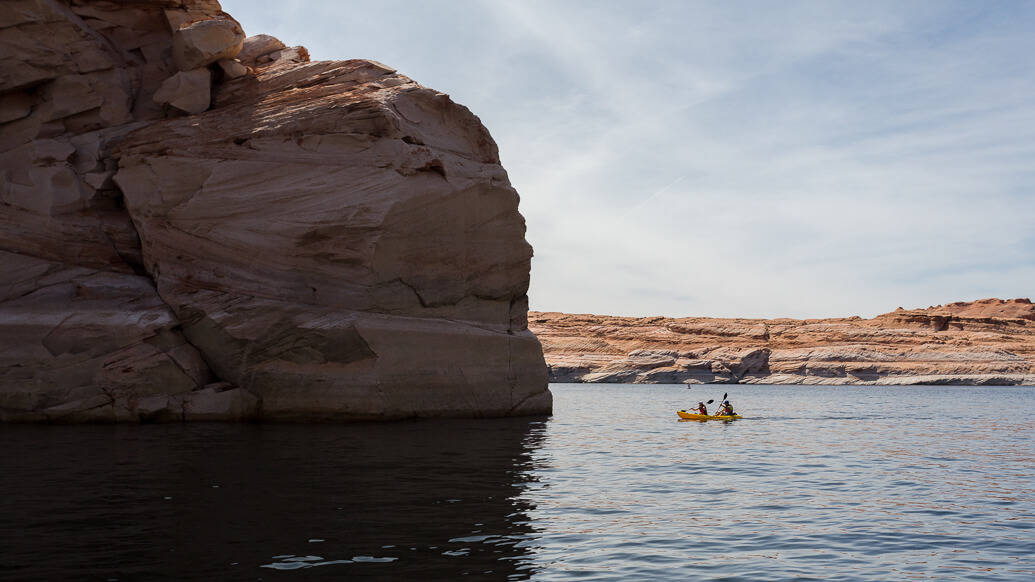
[717,400,735,416]
[694,401,708,415]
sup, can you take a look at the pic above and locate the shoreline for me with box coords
[530,298,1035,387]
[550,374,1035,386]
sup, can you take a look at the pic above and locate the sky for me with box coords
[222,0,1035,319]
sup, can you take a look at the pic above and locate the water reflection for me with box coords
[4,384,1034,580]
[513,384,1035,581]
[0,417,548,581]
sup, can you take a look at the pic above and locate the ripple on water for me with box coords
[513,384,1035,581]
[1,384,1033,580]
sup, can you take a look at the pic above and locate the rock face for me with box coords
[1,0,550,422]
[530,299,1035,385]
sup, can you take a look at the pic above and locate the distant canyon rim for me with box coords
[529,298,1035,386]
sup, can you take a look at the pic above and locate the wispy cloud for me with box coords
[224,0,1035,318]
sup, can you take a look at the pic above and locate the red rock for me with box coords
[529,299,1035,386]
[152,68,212,114]
[237,34,286,66]
[172,17,245,71]
[0,1,549,422]
[215,58,248,79]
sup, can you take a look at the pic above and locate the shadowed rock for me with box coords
[152,68,212,114]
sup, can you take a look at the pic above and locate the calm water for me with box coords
[1,384,1033,580]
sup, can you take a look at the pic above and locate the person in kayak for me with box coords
[693,401,708,415]
[717,400,735,416]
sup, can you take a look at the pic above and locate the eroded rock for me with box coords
[0,252,212,421]
[153,68,212,114]
[114,56,549,419]
[216,58,248,79]
[0,1,550,422]
[0,91,34,124]
[530,300,1035,385]
[264,46,309,65]
[237,34,286,66]
[172,18,245,71]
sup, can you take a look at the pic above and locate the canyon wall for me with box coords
[0,0,550,421]
[530,298,1035,385]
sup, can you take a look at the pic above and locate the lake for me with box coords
[1,383,1032,580]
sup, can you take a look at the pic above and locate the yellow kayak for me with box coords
[677,410,742,421]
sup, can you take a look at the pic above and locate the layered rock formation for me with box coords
[530,299,1035,385]
[1,0,550,421]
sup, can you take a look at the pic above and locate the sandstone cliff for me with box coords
[1,0,550,421]
[529,299,1035,385]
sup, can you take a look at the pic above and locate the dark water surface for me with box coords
[1,384,1033,580]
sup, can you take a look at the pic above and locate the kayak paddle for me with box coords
[688,399,714,414]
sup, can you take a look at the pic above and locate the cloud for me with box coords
[223,0,1035,318]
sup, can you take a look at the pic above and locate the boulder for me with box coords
[172,18,245,71]
[152,68,212,114]
[237,34,286,66]
[216,58,248,79]
[264,46,310,65]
